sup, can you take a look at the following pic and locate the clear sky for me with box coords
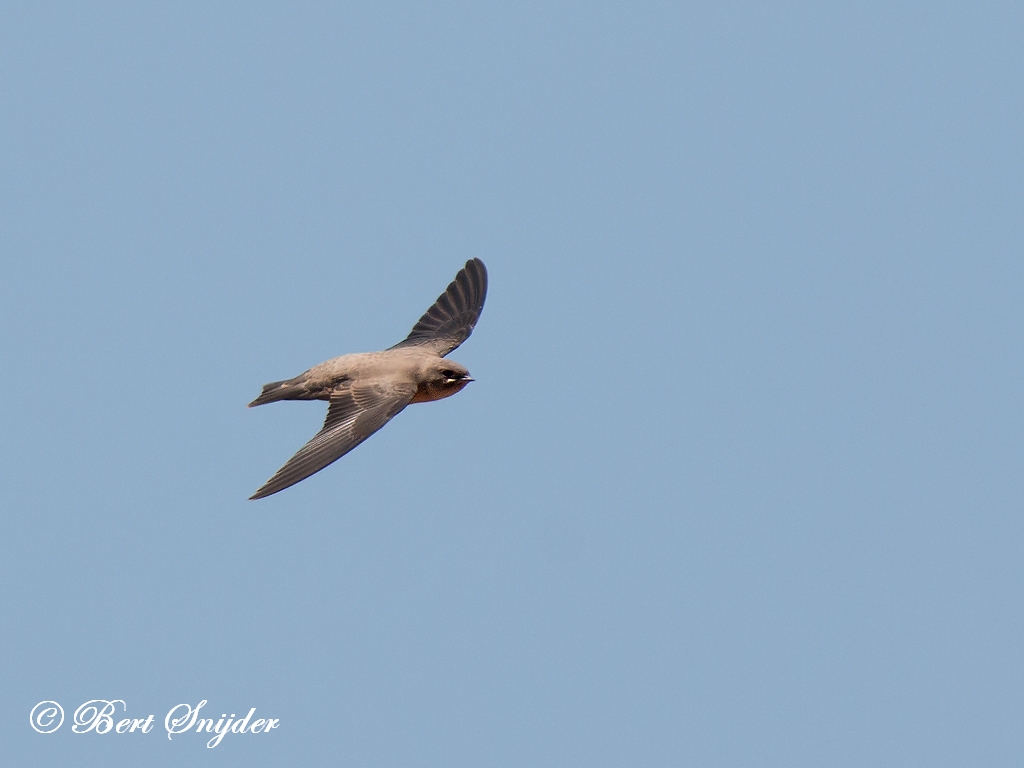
[2,2,1022,766]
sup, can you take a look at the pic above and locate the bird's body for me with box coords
[248,258,487,499]
[249,348,471,407]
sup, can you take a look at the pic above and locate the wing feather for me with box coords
[390,258,487,356]
[250,381,416,499]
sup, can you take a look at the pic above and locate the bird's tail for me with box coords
[248,375,313,407]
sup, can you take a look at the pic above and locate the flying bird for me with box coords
[248,258,487,499]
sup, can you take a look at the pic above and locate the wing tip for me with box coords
[466,257,487,285]
[249,475,292,499]
[249,472,300,500]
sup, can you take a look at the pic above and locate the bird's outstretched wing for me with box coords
[390,258,487,357]
[250,381,416,499]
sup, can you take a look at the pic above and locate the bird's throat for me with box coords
[410,380,469,403]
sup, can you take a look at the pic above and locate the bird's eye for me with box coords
[441,369,457,379]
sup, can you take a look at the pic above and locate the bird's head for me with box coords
[415,360,473,402]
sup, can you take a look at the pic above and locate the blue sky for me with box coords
[2,2,1022,765]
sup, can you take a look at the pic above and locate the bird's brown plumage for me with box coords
[248,259,487,499]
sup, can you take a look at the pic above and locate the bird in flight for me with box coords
[248,258,487,499]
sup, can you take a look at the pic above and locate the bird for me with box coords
[248,258,487,500]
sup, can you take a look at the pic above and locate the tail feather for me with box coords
[248,375,310,407]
